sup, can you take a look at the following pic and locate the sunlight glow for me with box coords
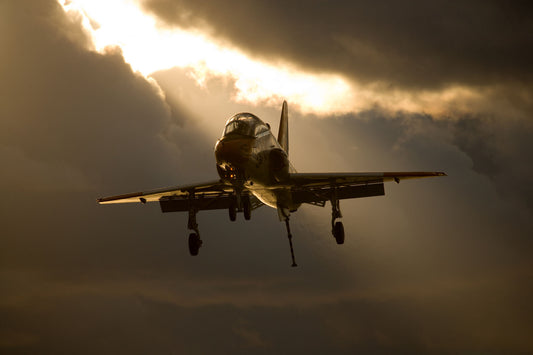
[58,0,356,115]
[58,0,477,117]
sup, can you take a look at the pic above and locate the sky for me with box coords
[1,0,533,353]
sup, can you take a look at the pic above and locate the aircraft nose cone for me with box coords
[215,137,253,167]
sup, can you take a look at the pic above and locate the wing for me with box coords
[97,180,264,212]
[288,171,446,205]
[289,171,446,186]
[97,180,231,204]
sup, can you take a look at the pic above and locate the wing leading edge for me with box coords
[97,180,232,204]
[97,180,264,212]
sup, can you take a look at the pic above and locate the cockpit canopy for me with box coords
[223,113,270,137]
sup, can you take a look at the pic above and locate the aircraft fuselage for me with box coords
[214,113,297,211]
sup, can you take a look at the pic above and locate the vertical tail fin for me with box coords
[277,100,289,155]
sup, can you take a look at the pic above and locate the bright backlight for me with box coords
[58,0,475,117]
[58,0,356,114]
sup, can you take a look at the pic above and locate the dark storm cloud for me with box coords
[1,2,177,192]
[443,112,533,209]
[142,0,533,90]
[6,289,532,354]
[0,0,207,302]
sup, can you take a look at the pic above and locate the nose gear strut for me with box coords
[228,182,253,221]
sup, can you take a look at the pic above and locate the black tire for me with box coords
[333,221,345,245]
[229,201,237,221]
[188,233,201,256]
[243,197,251,221]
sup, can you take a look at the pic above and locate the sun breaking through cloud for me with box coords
[57,0,482,117]
[57,0,356,114]
[58,0,517,121]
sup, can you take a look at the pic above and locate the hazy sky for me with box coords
[1,1,533,353]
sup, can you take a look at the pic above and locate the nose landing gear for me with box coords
[243,195,252,220]
[229,200,237,221]
[228,192,252,221]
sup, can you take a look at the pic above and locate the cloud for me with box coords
[1,0,533,353]
[0,1,216,194]
[451,114,533,209]
[140,0,533,126]
[2,276,532,354]
[142,0,533,90]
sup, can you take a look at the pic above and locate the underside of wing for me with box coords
[97,180,232,204]
[97,180,265,212]
[290,171,446,186]
[289,171,446,205]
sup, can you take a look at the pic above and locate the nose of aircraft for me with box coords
[215,136,253,167]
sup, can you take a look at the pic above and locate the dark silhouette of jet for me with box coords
[98,101,445,266]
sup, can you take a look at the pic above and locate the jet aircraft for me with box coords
[98,101,446,266]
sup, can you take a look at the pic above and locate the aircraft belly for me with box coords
[250,188,278,208]
[246,139,300,210]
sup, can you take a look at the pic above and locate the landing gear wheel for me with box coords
[333,221,345,244]
[229,201,237,222]
[243,197,251,221]
[188,233,202,256]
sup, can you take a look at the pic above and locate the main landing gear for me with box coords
[331,193,345,245]
[186,189,202,256]
[188,190,253,256]
[187,206,202,256]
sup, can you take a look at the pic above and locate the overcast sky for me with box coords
[2,1,533,353]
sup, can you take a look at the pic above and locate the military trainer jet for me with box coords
[98,101,445,266]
